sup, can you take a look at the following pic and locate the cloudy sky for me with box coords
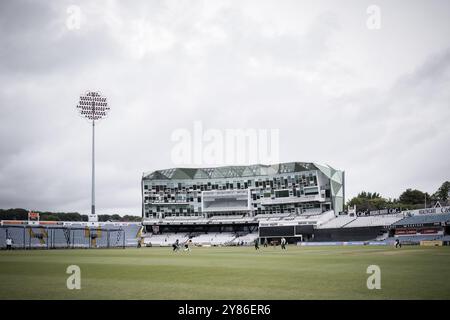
[0,0,449,215]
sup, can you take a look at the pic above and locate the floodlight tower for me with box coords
[76,91,110,222]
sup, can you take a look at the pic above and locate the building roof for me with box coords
[143,162,341,181]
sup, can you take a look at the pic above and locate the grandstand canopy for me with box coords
[142,162,340,181]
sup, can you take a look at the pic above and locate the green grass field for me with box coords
[1,246,450,300]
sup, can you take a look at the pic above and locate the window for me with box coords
[275,190,289,198]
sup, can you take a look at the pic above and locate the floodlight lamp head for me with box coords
[76,91,109,122]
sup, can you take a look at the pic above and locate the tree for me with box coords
[98,215,112,222]
[0,208,140,222]
[433,181,450,203]
[398,189,430,206]
[0,208,28,220]
[122,215,142,222]
[111,214,122,221]
[346,191,388,212]
[40,214,60,221]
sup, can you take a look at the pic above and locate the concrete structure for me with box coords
[141,162,345,222]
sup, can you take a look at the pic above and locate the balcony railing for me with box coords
[259,194,324,205]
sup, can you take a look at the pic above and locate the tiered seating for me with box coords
[374,233,389,241]
[210,233,236,245]
[302,208,323,216]
[317,215,356,229]
[344,215,404,228]
[393,213,450,226]
[143,233,189,246]
[164,216,201,220]
[165,233,189,244]
[143,232,254,246]
[191,232,236,245]
[231,233,258,245]
[143,218,161,224]
[159,217,209,224]
[209,215,244,220]
[118,224,141,246]
[310,210,336,225]
[255,213,290,218]
[191,233,216,244]
[255,213,291,221]
[143,234,167,246]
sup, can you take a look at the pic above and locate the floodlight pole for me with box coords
[91,118,95,216]
[77,91,109,223]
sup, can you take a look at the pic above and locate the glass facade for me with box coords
[141,162,345,219]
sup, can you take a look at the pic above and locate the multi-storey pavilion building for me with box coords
[141,162,344,221]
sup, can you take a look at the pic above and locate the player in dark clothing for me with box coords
[172,239,180,251]
[254,239,260,250]
[395,238,402,248]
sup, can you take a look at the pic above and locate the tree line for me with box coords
[346,181,450,212]
[0,208,141,222]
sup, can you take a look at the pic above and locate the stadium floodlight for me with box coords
[76,91,110,222]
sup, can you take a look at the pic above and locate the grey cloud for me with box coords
[0,0,449,215]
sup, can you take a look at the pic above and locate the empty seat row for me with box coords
[393,213,450,226]
[344,215,404,228]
